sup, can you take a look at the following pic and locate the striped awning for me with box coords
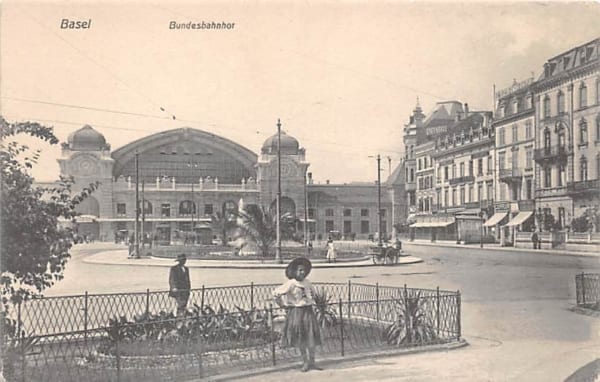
[504,211,534,227]
[483,212,508,227]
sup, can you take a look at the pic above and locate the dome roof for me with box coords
[261,131,300,155]
[67,125,107,151]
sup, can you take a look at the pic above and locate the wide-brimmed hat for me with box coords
[285,257,312,279]
[176,253,187,261]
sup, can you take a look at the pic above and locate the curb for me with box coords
[202,339,469,382]
[82,250,424,269]
[405,241,599,258]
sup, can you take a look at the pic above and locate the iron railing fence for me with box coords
[15,282,460,337]
[6,294,461,382]
[575,273,600,307]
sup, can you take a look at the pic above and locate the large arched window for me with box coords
[579,82,588,109]
[579,118,588,144]
[557,91,565,114]
[222,200,237,215]
[179,200,196,215]
[580,156,588,181]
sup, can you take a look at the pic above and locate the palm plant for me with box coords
[233,205,296,258]
[384,290,437,346]
[211,211,236,245]
[313,288,337,328]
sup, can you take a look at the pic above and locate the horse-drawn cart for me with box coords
[370,245,401,265]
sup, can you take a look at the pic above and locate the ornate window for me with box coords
[544,167,552,188]
[543,96,551,118]
[579,82,588,109]
[557,165,565,187]
[580,156,588,181]
[579,118,588,144]
[557,91,565,114]
[557,129,566,150]
[512,123,518,143]
[544,128,551,151]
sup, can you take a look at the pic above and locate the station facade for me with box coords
[60,125,407,243]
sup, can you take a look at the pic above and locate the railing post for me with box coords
[250,282,254,310]
[581,272,586,306]
[456,290,461,340]
[145,289,150,316]
[338,298,344,357]
[436,287,440,336]
[201,285,205,311]
[197,320,204,379]
[376,282,380,322]
[115,320,121,382]
[84,291,89,345]
[347,280,352,320]
[269,304,276,366]
[18,301,24,382]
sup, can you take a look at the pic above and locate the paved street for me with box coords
[46,242,600,381]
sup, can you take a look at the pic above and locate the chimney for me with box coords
[307,172,313,185]
[464,103,469,118]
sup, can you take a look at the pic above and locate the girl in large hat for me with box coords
[273,257,322,372]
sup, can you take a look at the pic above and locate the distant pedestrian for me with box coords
[169,254,191,316]
[531,232,539,249]
[273,257,322,372]
[325,238,336,263]
[308,241,313,255]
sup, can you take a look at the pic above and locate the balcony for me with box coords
[449,175,475,185]
[535,186,568,198]
[499,168,522,183]
[567,179,600,197]
[518,199,535,211]
[463,201,483,209]
[534,144,572,163]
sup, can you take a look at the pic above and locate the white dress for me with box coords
[326,242,337,261]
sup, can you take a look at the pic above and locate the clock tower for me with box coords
[257,125,309,218]
[58,125,114,239]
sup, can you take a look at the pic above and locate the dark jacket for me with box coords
[169,265,191,297]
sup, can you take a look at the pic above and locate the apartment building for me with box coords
[491,77,537,245]
[532,38,600,231]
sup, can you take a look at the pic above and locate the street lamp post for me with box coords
[134,151,140,258]
[369,154,383,247]
[275,119,282,263]
[304,171,309,256]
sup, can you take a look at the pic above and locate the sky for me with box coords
[1,1,599,184]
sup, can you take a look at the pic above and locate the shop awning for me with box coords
[483,212,507,227]
[410,221,455,228]
[504,211,534,227]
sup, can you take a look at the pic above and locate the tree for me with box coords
[0,117,98,310]
[233,205,295,258]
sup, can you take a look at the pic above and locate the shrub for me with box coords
[313,288,338,328]
[384,290,437,346]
